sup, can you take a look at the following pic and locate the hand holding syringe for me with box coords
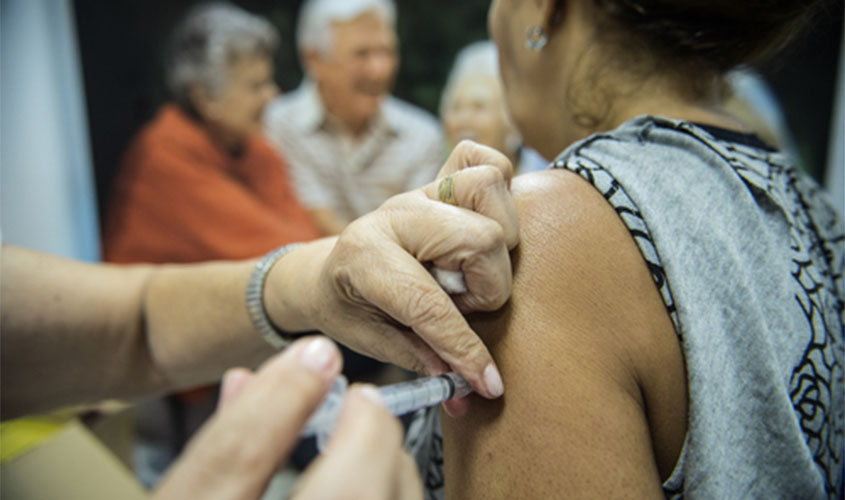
[302,268,476,450]
[302,371,473,450]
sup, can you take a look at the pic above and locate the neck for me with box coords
[324,111,371,139]
[205,124,245,157]
[531,73,744,160]
[610,72,745,128]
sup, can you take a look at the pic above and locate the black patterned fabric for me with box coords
[409,116,844,499]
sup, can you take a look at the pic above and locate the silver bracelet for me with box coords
[245,243,305,349]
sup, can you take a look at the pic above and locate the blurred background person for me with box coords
[103,2,320,264]
[440,40,547,174]
[264,0,445,474]
[723,67,798,155]
[264,0,443,236]
[100,2,321,487]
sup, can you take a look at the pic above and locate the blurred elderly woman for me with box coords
[440,41,546,173]
[101,2,322,485]
[103,2,320,264]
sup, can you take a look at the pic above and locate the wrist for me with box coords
[245,243,306,349]
[263,237,336,336]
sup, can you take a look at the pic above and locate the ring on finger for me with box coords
[437,173,458,206]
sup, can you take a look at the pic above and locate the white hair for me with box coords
[439,40,500,119]
[439,40,522,154]
[166,2,279,105]
[296,0,396,54]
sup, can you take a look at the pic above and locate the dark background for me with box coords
[73,0,843,221]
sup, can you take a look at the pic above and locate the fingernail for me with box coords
[218,370,239,408]
[298,337,336,375]
[356,384,385,407]
[483,364,504,398]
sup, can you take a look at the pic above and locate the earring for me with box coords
[525,26,548,51]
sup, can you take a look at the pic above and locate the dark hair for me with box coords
[591,0,825,73]
[561,0,826,128]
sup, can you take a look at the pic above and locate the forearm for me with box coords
[141,259,276,390]
[263,237,337,334]
[0,246,276,419]
[2,246,158,418]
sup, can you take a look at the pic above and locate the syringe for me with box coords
[302,372,473,450]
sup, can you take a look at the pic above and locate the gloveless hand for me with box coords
[154,337,421,500]
[268,141,517,408]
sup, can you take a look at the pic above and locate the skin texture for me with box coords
[438,0,759,496]
[443,170,687,498]
[190,53,279,152]
[489,0,747,160]
[266,142,518,416]
[1,141,516,498]
[0,142,516,421]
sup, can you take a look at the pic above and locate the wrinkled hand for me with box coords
[154,337,421,500]
[301,141,518,407]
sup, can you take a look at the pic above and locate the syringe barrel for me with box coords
[379,373,472,416]
[301,372,473,449]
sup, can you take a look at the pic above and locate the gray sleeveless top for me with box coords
[408,116,844,499]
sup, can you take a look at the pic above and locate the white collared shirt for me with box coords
[264,82,444,221]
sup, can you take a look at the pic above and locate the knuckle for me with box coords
[405,287,454,327]
[475,164,506,187]
[465,251,512,310]
[432,325,481,364]
[380,190,419,212]
[472,220,506,251]
[482,285,510,311]
[454,139,478,159]
[201,420,268,475]
[229,440,268,474]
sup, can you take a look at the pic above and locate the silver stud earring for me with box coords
[525,26,548,51]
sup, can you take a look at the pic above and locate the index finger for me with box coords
[348,203,506,399]
[155,337,341,499]
[293,386,420,500]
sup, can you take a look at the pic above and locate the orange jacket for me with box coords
[103,105,322,263]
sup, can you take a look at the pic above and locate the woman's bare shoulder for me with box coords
[442,168,686,499]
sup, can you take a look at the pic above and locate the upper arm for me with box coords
[442,169,686,498]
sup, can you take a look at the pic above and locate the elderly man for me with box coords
[264,0,443,235]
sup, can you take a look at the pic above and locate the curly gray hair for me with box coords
[166,2,279,106]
